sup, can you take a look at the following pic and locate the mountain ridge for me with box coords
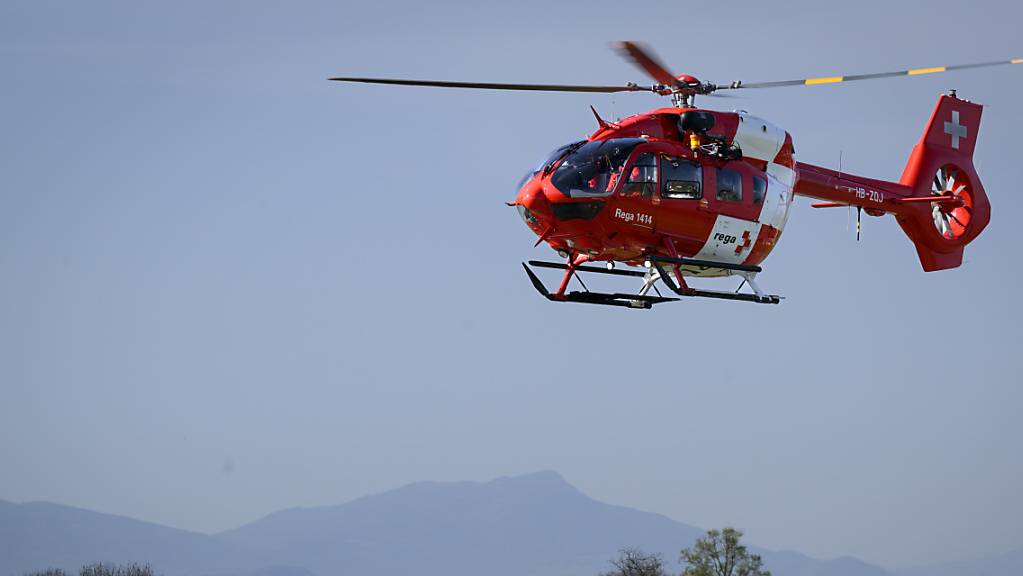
[0,471,1005,576]
[0,498,274,576]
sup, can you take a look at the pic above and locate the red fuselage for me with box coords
[514,108,797,273]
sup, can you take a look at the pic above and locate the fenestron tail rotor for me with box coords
[931,165,974,240]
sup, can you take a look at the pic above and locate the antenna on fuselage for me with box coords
[841,150,850,234]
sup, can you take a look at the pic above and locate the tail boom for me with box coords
[794,162,913,212]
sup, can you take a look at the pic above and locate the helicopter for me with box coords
[331,42,1017,309]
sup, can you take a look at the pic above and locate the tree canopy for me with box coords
[680,528,770,576]
[602,547,668,576]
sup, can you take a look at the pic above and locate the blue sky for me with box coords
[1,0,1021,569]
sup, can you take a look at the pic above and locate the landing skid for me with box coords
[523,256,782,309]
[523,262,679,309]
[648,256,782,305]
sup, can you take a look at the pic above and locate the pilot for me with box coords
[605,168,622,192]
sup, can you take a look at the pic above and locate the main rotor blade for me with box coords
[328,77,653,93]
[720,58,1023,90]
[613,41,681,87]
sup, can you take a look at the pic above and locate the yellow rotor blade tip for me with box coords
[805,76,844,85]
[908,67,946,75]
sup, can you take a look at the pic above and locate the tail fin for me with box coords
[896,94,991,271]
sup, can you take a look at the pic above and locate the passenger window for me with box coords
[622,153,658,197]
[716,168,742,202]
[662,156,702,199]
[753,176,767,205]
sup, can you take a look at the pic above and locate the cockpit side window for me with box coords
[716,168,743,202]
[662,156,702,199]
[753,175,767,205]
[622,153,658,198]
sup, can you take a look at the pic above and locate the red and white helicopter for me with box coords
[332,43,1016,309]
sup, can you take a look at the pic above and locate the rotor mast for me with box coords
[672,89,702,108]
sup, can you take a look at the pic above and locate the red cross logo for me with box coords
[734,230,753,254]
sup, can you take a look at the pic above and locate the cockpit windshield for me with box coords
[551,138,646,198]
[516,140,586,190]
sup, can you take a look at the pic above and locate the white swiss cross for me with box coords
[944,110,967,150]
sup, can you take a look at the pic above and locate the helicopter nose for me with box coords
[515,179,552,232]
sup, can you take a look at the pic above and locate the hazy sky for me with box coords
[2,0,1021,570]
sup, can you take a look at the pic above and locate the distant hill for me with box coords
[8,471,1009,576]
[218,470,701,576]
[217,470,889,576]
[0,499,304,576]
